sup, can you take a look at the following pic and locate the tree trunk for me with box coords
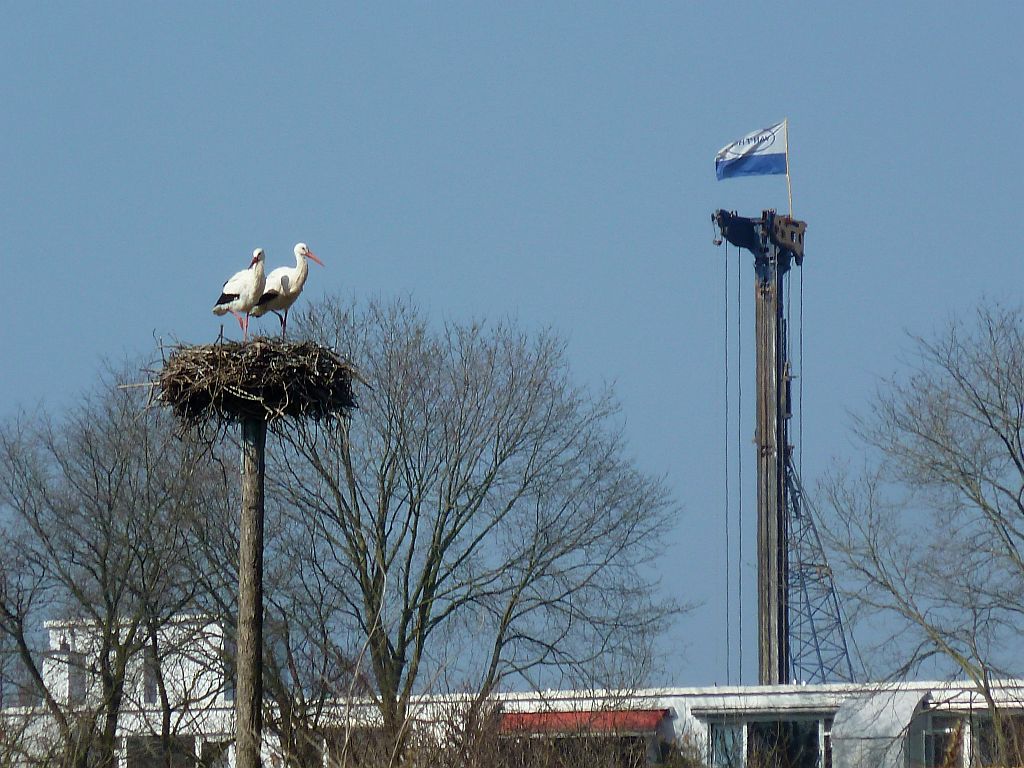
[98,668,124,768]
[237,418,266,768]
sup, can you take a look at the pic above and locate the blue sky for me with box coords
[2,3,1022,685]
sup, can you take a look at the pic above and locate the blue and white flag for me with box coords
[715,121,788,181]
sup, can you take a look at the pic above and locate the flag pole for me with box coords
[785,118,793,216]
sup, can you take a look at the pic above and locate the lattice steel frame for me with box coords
[786,463,855,683]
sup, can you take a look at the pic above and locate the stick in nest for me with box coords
[154,337,358,430]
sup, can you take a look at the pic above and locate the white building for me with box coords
[7,618,1024,768]
[42,616,228,714]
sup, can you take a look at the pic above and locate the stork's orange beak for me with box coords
[308,250,324,267]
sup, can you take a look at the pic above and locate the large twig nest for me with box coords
[156,338,357,428]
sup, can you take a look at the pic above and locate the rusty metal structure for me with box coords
[713,209,854,685]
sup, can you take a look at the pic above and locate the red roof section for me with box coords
[499,709,669,735]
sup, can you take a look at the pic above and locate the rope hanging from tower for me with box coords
[719,232,747,685]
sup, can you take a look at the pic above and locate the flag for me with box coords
[715,121,788,181]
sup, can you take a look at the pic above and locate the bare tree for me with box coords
[0,366,223,768]
[268,297,680,758]
[821,303,1024,762]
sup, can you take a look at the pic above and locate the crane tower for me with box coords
[713,209,855,685]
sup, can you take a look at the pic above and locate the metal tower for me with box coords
[713,209,855,685]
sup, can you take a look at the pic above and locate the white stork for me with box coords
[212,248,266,341]
[251,242,323,337]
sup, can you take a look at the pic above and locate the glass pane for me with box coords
[924,716,962,767]
[748,720,820,768]
[973,714,1024,767]
[712,723,744,768]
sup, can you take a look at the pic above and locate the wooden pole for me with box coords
[754,231,791,685]
[236,417,266,768]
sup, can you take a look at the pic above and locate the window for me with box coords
[143,651,159,705]
[711,722,744,768]
[747,720,820,768]
[222,634,235,703]
[710,719,826,768]
[973,713,1024,767]
[923,715,962,767]
[67,651,87,705]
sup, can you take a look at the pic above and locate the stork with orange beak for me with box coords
[251,242,323,338]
